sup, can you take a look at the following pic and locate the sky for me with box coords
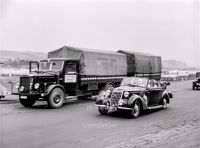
[0,0,200,67]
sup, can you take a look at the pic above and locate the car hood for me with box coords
[113,85,145,92]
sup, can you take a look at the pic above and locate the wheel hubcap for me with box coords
[54,95,61,104]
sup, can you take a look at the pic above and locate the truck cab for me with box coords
[14,58,81,108]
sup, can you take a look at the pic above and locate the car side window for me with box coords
[148,79,160,89]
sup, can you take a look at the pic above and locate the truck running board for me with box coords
[65,96,78,101]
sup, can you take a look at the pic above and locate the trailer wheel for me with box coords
[105,83,115,91]
[19,96,36,107]
[48,88,65,109]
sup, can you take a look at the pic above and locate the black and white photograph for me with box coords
[0,0,200,147]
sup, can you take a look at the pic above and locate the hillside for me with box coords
[162,60,191,70]
[0,50,47,61]
[0,50,194,70]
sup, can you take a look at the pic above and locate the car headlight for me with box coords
[123,91,129,98]
[34,83,40,89]
[15,83,19,89]
[118,99,124,106]
[20,86,24,92]
[106,90,111,96]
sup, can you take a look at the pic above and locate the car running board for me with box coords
[147,105,163,110]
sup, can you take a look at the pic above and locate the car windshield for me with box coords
[39,60,64,71]
[121,77,148,87]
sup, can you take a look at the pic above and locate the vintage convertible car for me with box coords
[96,77,173,118]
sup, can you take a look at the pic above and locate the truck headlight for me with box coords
[124,91,129,98]
[20,86,24,92]
[15,83,20,89]
[34,83,40,89]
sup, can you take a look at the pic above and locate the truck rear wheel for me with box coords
[19,96,36,107]
[105,83,114,91]
[48,88,65,109]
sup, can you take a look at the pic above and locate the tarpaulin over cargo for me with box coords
[117,50,162,76]
[48,46,127,76]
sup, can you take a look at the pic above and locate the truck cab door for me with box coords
[64,61,79,94]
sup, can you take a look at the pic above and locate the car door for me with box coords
[147,80,163,106]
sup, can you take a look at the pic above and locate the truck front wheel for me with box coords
[20,96,36,107]
[48,88,65,109]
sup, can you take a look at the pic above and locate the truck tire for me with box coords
[104,83,114,92]
[48,88,65,109]
[19,96,36,107]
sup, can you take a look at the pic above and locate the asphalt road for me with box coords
[0,80,200,148]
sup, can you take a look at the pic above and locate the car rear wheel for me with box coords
[48,88,65,109]
[20,96,36,107]
[130,100,141,118]
[162,98,167,109]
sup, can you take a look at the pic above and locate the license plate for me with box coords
[20,96,27,99]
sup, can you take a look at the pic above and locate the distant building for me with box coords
[162,70,190,81]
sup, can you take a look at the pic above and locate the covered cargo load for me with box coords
[48,46,127,76]
[118,50,162,79]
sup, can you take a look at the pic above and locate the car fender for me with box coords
[128,94,148,110]
[46,84,65,95]
[161,90,172,103]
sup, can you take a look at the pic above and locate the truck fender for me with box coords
[128,94,148,110]
[46,84,65,96]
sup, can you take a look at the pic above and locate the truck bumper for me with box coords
[18,93,47,101]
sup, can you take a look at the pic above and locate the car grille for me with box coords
[20,77,30,93]
[111,92,123,105]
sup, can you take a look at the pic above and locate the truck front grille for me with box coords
[20,77,30,93]
[111,92,123,105]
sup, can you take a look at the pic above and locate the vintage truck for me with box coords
[192,72,200,90]
[12,46,162,108]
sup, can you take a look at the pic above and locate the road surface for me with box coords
[0,80,200,148]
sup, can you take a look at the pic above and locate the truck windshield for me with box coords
[121,77,148,87]
[39,61,64,71]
